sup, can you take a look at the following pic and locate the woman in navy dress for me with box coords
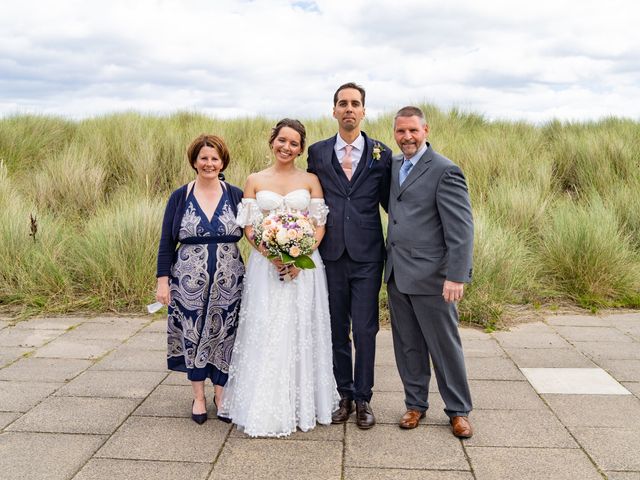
[156,134,244,424]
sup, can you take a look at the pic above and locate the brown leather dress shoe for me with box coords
[331,398,354,424]
[450,416,473,438]
[355,400,376,429]
[399,409,426,429]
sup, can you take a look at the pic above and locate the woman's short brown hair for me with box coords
[186,134,230,172]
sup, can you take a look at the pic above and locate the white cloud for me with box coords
[0,0,638,122]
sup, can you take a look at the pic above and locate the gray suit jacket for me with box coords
[384,144,474,295]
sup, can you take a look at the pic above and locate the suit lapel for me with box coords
[349,133,373,192]
[398,146,433,195]
[320,137,349,195]
[391,154,403,197]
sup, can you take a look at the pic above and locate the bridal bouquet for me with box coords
[253,212,316,269]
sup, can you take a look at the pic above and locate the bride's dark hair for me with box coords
[269,118,306,153]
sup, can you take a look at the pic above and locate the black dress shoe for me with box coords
[191,400,208,425]
[331,398,354,424]
[355,400,375,429]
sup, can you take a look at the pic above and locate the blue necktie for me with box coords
[399,159,413,186]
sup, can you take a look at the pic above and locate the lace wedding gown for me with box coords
[220,189,339,437]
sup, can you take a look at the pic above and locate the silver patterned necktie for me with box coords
[399,159,413,186]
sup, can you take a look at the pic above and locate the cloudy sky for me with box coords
[1,0,638,123]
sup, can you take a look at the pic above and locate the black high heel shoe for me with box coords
[191,399,208,425]
[213,397,232,424]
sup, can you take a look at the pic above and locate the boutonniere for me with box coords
[368,143,385,168]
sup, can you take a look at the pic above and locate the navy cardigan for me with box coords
[156,182,244,278]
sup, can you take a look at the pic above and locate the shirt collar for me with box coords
[404,142,428,165]
[335,133,364,152]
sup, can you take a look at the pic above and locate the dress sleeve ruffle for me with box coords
[235,198,262,227]
[309,198,329,226]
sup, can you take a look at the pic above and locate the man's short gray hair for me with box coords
[394,106,427,126]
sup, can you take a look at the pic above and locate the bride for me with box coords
[220,118,339,437]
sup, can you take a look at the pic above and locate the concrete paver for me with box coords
[573,341,640,361]
[53,370,167,398]
[91,346,168,371]
[542,394,640,428]
[546,314,611,327]
[96,416,229,462]
[505,347,595,368]
[12,317,83,330]
[466,446,604,479]
[623,382,640,398]
[0,432,106,480]
[603,313,640,325]
[6,396,140,434]
[0,312,638,478]
[0,346,32,367]
[344,424,469,470]
[0,357,91,382]
[0,380,62,412]
[521,367,631,394]
[33,337,121,360]
[597,358,640,382]
[121,332,166,350]
[64,320,144,341]
[604,472,640,480]
[0,328,62,348]
[465,355,525,380]
[139,319,167,333]
[162,371,192,386]
[72,458,211,480]
[351,390,448,426]
[371,364,404,392]
[464,409,577,448]
[554,325,634,343]
[460,338,506,357]
[494,331,573,349]
[229,422,343,441]
[570,427,640,472]
[344,468,474,480]
[133,384,195,417]
[212,438,342,480]
[469,379,546,410]
[0,412,20,429]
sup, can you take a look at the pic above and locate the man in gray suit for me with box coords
[385,106,474,438]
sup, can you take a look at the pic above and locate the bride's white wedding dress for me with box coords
[220,189,339,437]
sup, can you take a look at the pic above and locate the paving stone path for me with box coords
[1,313,639,479]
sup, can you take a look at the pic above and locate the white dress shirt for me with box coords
[335,133,365,171]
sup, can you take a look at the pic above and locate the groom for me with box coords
[307,82,392,429]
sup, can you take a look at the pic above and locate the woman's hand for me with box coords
[286,265,301,280]
[156,276,171,305]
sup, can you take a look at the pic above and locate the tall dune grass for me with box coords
[1,108,639,325]
[72,192,165,310]
[539,194,640,307]
[460,213,539,328]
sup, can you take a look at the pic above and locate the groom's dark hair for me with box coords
[333,82,366,106]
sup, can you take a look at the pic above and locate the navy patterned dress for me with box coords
[167,186,244,385]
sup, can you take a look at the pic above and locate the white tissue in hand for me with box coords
[147,301,164,314]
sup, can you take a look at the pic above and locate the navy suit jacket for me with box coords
[307,131,392,262]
